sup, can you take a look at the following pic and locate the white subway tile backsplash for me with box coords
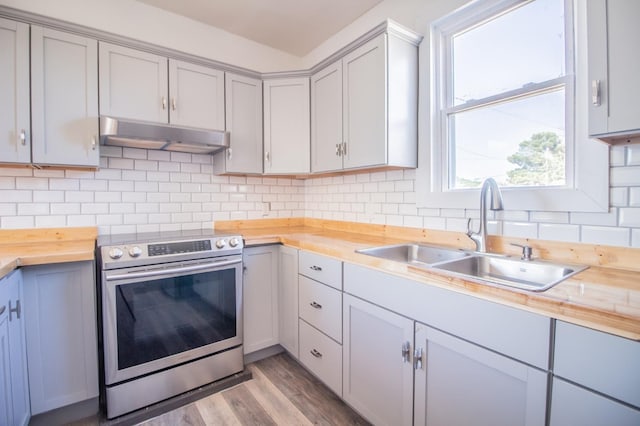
[66,191,94,202]
[33,169,64,178]
[0,168,31,177]
[0,177,15,189]
[2,216,34,228]
[50,179,79,191]
[630,188,640,207]
[502,222,538,239]
[570,210,617,226]
[33,190,64,203]
[18,203,49,216]
[610,187,629,206]
[581,226,630,247]
[51,203,80,215]
[632,229,640,248]
[35,215,66,228]
[80,179,108,191]
[610,146,626,166]
[3,190,31,202]
[530,211,569,223]
[16,177,48,190]
[539,224,580,242]
[627,146,640,166]
[0,204,16,216]
[619,208,640,227]
[611,166,640,186]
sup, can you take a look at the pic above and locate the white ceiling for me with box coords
[135,0,384,56]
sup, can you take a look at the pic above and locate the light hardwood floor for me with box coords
[136,353,369,426]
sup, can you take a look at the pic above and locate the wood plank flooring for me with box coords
[136,353,369,426]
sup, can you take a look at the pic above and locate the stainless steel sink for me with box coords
[356,243,470,266]
[431,255,588,291]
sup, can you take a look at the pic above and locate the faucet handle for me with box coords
[466,218,474,236]
[510,243,533,261]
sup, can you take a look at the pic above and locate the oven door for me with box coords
[102,255,242,385]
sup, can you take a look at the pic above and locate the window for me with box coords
[418,0,609,212]
[439,0,572,189]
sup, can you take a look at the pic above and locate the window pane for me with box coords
[452,0,565,105]
[449,89,565,189]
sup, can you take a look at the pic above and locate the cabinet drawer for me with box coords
[299,276,342,343]
[299,251,342,289]
[554,321,640,408]
[299,319,342,397]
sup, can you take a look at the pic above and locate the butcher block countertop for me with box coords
[217,218,640,341]
[0,227,97,279]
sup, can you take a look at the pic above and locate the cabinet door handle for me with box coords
[310,349,323,358]
[171,97,177,111]
[310,301,322,309]
[20,129,27,145]
[227,148,232,159]
[414,347,423,370]
[91,135,97,150]
[9,299,20,321]
[265,151,270,163]
[310,265,322,271]
[336,143,342,156]
[402,341,411,363]
[591,79,601,106]
[162,96,167,110]
[342,142,347,156]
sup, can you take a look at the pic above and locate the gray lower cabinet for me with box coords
[23,261,99,415]
[278,245,299,358]
[550,378,640,426]
[342,293,414,426]
[243,245,279,354]
[552,320,640,421]
[414,323,547,426]
[0,269,30,426]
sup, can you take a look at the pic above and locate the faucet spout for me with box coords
[467,178,504,252]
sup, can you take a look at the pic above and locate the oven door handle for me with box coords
[105,258,241,281]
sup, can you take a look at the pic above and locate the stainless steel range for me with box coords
[97,230,244,419]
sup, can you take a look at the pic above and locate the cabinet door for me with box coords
[0,272,12,426]
[311,61,343,173]
[218,73,263,174]
[0,18,30,165]
[342,34,387,169]
[31,27,99,167]
[7,270,29,426]
[99,42,168,123]
[278,246,299,358]
[169,59,224,130]
[243,246,279,354]
[263,78,310,174]
[343,294,413,426]
[588,0,640,136]
[414,323,547,426]
[550,378,640,426]
[23,261,98,415]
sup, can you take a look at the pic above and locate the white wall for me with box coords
[0,0,303,72]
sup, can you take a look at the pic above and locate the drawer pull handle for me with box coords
[310,265,322,271]
[310,349,322,358]
[310,301,322,309]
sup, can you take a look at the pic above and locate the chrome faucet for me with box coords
[467,178,504,253]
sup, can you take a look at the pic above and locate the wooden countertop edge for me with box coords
[238,227,640,341]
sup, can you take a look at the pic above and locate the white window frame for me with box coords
[416,0,609,212]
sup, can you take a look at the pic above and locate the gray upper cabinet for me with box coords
[168,59,224,130]
[311,27,419,173]
[587,0,640,143]
[31,26,99,167]
[99,42,224,130]
[213,73,263,174]
[263,77,311,174]
[0,18,30,165]
[311,61,343,173]
[99,43,168,123]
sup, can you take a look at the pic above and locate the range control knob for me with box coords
[108,247,124,259]
[215,239,227,249]
[129,246,143,258]
[229,237,241,247]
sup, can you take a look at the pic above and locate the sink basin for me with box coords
[357,243,470,266]
[431,255,588,291]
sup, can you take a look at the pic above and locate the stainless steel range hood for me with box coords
[99,116,230,154]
